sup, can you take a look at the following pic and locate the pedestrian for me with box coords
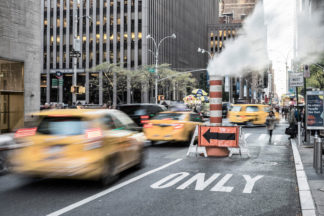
[281,107,286,119]
[266,111,276,142]
[288,105,297,139]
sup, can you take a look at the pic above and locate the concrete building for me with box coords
[0,0,42,133]
[219,0,259,23]
[42,0,218,106]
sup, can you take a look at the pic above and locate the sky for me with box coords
[263,0,295,97]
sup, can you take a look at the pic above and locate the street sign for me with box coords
[306,91,324,130]
[198,126,239,148]
[73,38,81,52]
[289,72,304,87]
[224,76,229,92]
[58,78,63,86]
[51,79,58,88]
[56,71,63,78]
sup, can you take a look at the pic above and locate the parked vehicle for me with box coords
[9,109,147,185]
[117,104,167,127]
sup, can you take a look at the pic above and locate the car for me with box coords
[199,102,231,118]
[117,104,167,127]
[228,104,280,126]
[143,111,204,144]
[9,109,147,185]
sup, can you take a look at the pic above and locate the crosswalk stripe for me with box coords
[258,134,268,141]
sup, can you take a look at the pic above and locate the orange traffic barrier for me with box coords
[198,126,239,148]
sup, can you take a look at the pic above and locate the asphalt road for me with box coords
[0,121,301,216]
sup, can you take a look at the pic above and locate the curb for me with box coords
[291,138,317,216]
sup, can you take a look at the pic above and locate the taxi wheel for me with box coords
[101,156,118,187]
[246,121,254,127]
[134,149,145,170]
[151,141,157,146]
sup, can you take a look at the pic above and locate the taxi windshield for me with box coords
[37,117,88,135]
[153,113,186,121]
[246,106,259,112]
[231,106,242,112]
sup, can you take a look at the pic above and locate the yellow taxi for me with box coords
[143,111,204,144]
[9,109,146,185]
[228,104,280,126]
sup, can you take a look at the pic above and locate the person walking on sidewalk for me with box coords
[288,105,297,139]
[266,111,277,142]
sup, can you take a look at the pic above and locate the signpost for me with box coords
[289,72,304,88]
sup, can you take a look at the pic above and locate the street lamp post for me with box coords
[146,34,176,104]
[72,0,92,104]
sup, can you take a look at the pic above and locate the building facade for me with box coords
[219,0,259,23]
[0,0,42,133]
[42,0,218,106]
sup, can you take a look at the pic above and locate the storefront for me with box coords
[0,59,24,133]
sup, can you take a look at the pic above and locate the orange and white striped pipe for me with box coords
[209,75,223,125]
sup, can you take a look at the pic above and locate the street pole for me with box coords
[72,0,77,104]
[147,34,176,104]
[155,51,159,104]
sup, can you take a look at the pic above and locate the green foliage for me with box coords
[306,58,324,90]
[87,62,197,103]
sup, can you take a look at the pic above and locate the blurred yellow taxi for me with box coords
[228,104,280,126]
[143,111,204,143]
[9,109,146,185]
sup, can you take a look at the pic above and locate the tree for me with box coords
[89,62,125,107]
[306,57,324,90]
[89,62,197,105]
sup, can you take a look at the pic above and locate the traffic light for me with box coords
[304,64,310,78]
[158,95,165,101]
[70,86,79,93]
[78,86,86,94]
[70,86,85,94]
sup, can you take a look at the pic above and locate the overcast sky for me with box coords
[263,0,295,97]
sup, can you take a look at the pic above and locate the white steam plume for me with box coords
[207,3,268,77]
[207,1,324,78]
[297,8,324,64]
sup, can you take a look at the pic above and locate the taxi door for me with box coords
[99,114,133,171]
[111,113,141,168]
[188,113,204,138]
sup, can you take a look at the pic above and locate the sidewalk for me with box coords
[292,137,324,216]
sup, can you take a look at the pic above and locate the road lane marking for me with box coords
[210,174,234,192]
[151,172,263,194]
[176,173,220,191]
[257,134,267,141]
[242,175,264,193]
[151,172,189,189]
[47,158,183,216]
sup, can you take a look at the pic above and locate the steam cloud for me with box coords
[207,1,324,77]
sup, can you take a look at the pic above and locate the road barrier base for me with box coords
[206,147,229,157]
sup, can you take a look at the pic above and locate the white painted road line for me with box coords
[258,134,267,142]
[47,158,183,216]
[291,139,316,216]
